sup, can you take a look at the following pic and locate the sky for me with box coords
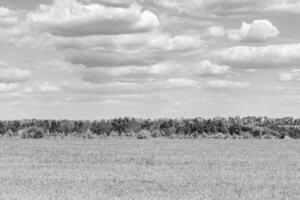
[0,0,300,120]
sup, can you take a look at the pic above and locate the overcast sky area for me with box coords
[1,0,300,119]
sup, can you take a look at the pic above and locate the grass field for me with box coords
[0,139,299,200]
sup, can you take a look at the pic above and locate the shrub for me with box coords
[210,133,226,139]
[200,132,209,139]
[283,135,292,140]
[121,131,136,137]
[18,126,44,139]
[240,132,254,139]
[109,131,119,137]
[137,130,151,139]
[261,134,277,139]
[4,129,16,138]
[169,134,179,139]
[150,129,162,138]
[83,129,97,139]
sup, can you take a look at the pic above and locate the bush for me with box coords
[210,133,226,139]
[109,131,119,137]
[199,132,209,139]
[240,132,254,139]
[82,129,97,139]
[261,134,277,139]
[137,130,151,139]
[18,126,44,139]
[4,129,16,138]
[121,131,136,137]
[150,129,162,138]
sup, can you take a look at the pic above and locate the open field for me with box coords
[0,139,299,200]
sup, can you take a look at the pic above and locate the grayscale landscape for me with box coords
[0,0,300,199]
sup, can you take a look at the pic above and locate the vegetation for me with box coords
[0,116,300,139]
[0,139,298,199]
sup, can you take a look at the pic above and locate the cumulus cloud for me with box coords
[81,63,177,83]
[206,26,226,38]
[228,19,279,42]
[58,32,202,67]
[0,62,31,83]
[37,82,61,93]
[81,0,134,7]
[267,0,300,13]
[27,0,159,37]
[208,19,279,42]
[215,43,300,66]
[54,32,203,52]
[0,83,19,93]
[61,77,199,96]
[156,0,300,18]
[64,49,163,67]
[160,78,200,89]
[0,7,19,27]
[208,80,250,89]
[197,60,231,75]
[166,35,203,51]
[278,69,300,82]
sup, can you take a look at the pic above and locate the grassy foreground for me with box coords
[0,139,299,200]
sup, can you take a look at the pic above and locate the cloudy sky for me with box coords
[1,0,300,119]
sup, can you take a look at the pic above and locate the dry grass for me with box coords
[0,139,299,200]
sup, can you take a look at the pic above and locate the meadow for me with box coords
[0,139,299,200]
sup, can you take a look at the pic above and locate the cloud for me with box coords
[54,32,203,52]
[57,32,202,67]
[215,43,300,66]
[27,0,159,37]
[0,62,31,83]
[81,63,177,83]
[227,19,279,42]
[267,1,300,13]
[197,60,231,75]
[160,78,200,89]
[278,69,300,82]
[208,79,250,89]
[208,19,279,42]
[0,7,19,27]
[206,26,226,38]
[0,83,19,93]
[64,49,163,67]
[37,82,61,93]
[157,0,300,18]
[81,0,134,7]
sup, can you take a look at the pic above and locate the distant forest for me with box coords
[1,117,300,139]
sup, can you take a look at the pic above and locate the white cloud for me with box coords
[81,63,177,83]
[0,62,31,83]
[208,80,250,89]
[28,0,159,36]
[197,60,231,75]
[227,19,279,42]
[57,32,202,67]
[215,43,300,65]
[206,26,226,38]
[208,19,279,42]
[0,7,19,27]
[160,78,200,89]
[157,0,300,18]
[37,82,61,92]
[278,69,300,82]
[167,35,203,51]
[267,1,300,13]
[0,83,19,93]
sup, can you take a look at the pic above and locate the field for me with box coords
[0,139,299,200]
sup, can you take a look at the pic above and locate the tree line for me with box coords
[0,116,300,139]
